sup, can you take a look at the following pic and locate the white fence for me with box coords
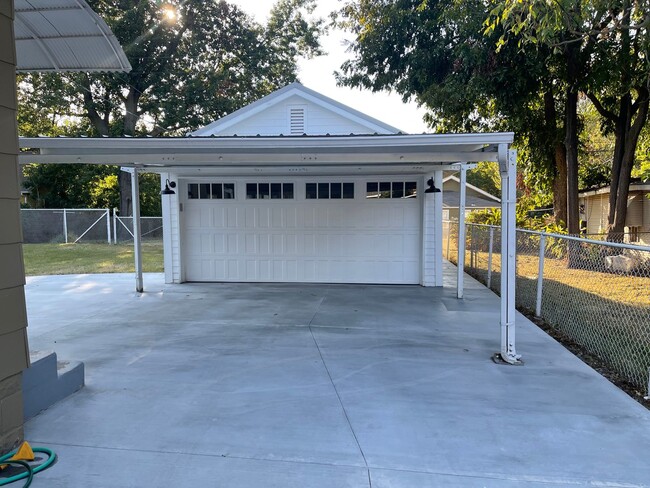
[20,208,162,244]
[443,221,650,392]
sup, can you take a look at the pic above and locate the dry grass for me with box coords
[23,242,163,276]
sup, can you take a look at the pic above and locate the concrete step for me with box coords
[22,350,84,420]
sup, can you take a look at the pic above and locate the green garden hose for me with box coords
[0,447,56,487]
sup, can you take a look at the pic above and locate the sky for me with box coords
[229,0,430,134]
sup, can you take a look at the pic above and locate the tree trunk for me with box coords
[543,89,567,226]
[553,143,568,226]
[609,91,649,240]
[565,90,580,236]
[118,88,142,216]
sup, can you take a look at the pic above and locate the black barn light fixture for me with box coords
[424,177,441,193]
[161,179,177,195]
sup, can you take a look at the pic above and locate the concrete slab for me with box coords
[19,269,650,487]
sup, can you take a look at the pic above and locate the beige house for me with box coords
[442,174,501,221]
[579,182,650,245]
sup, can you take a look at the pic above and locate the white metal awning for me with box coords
[15,0,131,72]
[19,133,514,175]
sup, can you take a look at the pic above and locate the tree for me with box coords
[334,0,568,224]
[19,0,324,215]
[489,0,650,239]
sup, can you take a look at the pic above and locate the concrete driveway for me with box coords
[22,269,650,487]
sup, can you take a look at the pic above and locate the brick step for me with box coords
[22,351,84,420]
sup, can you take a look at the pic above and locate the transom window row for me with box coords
[188,183,235,199]
[247,183,294,199]
[366,182,417,199]
[306,182,354,199]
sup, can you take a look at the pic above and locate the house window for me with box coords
[305,182,354,199]
[366,181,417,199]
[188,183,235,199]
[628,226,640,243]
[246,183,294,199]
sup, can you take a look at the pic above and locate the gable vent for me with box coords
[289,107,305,135]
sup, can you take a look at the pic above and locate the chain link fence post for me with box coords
[63,208,68,244]
[535,233,546,317]
[487,225,494,289]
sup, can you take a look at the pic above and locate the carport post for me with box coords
[130,167,144,292]
[498,147,521,364]
[456,164,467,299]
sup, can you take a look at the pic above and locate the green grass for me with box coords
[23,242,164,276]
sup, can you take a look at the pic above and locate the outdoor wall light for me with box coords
[424,177,441,193]
[161,179,177,195]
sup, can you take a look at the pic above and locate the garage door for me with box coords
[182,178,421,284]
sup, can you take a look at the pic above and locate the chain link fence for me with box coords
[22,209,111,244]
[112,213,163,243]
[21,208,163,244]
[443,220,650,392]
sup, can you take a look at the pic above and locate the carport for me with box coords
[19,133,520,364]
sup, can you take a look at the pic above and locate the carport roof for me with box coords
[20,132,514,174]
[14,0,131,72]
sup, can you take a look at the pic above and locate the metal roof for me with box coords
[14,0,131,72]
[442,191,500,208]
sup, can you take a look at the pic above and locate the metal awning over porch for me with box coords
[19,132,520,364]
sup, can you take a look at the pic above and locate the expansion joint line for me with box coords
[308,303,372,488]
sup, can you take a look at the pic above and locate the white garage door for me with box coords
[182,178,421,284]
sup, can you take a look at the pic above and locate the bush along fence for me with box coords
[443,220,650,394]
[21,208,162,244]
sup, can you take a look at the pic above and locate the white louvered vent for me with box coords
[289,107,305,135]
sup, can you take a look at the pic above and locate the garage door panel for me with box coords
[183,188,421,283]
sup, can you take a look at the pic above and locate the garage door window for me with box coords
[188,183,235,199]
[246,183,294,200]
[366,181,417,199]
[306,182,354,199]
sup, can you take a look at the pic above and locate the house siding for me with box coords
[209,94,376,136]
[0,0,28,454]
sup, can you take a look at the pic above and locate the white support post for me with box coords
[433,170,444,286]
[497,147,521,365]
[457,165,467,299]
[535,234,546,317]
[113,208,118,244]
[131,167,144,293]
[63,208,68,244]
[487,226,494,289]
[106,209,111,244]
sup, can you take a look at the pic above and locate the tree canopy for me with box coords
[335,0,650,238]
[19,0,324,214]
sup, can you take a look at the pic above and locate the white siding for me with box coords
[421,176,436,286]
[210,95,377,136]
[161,172,182,283]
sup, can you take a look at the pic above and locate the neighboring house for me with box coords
[441,174,500,221]
[579,181,650,244]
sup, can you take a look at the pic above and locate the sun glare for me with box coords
[162,6,178,22]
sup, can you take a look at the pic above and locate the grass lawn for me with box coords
[23,242,163,276]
